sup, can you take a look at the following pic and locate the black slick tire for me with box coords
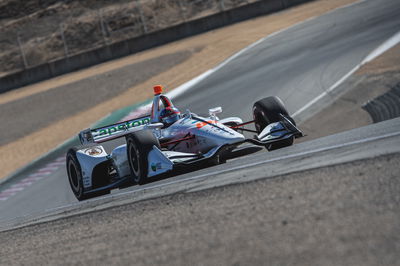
[253,96,295,151]
[126,130,160,185]
[66,147,110,201]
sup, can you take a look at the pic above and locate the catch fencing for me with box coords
[0,0,257,76]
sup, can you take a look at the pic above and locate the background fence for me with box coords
[0,0,258,77]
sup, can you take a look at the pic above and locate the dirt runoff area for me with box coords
[0,0,359,180]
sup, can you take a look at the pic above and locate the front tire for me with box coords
[66,147,110,201]
[126,130,160,185]
[66,149,85,200]
[253,96,295,151]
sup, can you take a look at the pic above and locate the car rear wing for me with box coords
[79,116,152,144]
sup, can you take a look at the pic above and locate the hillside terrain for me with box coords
[0,0,252,76]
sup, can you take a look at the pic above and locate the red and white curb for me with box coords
[0,156,66,201]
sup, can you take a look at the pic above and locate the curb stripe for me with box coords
[0,156,65,202]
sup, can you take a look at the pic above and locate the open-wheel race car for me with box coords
[66,85,303,200]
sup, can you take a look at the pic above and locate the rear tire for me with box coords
[126,130,160,185]
[253,96,295,151]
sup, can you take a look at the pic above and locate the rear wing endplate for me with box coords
[79,116,151,144]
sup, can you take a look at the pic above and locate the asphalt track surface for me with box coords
[1,0,400,226]
[2,117,400,231]
[1,122,399,265]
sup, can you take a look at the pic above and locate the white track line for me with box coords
[362,31,400,64]
[292,30,400,117]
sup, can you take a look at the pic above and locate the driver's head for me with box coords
[160,106,180,125]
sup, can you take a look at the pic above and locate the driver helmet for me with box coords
[160,106,181,125]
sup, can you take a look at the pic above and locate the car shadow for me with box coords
[145,145,263,184]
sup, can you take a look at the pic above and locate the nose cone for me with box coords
[217,128,245,144]
[195,122,245,145]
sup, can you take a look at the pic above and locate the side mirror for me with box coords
[209,107,222,121]
[79,128,94,145]
[209,107,222,116]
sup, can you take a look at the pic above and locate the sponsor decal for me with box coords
[92,117,151,138]
[84,147,103,156]
[151,162,162,172]
[191,120,216,129]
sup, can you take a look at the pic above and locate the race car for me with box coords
[66,85,303,200]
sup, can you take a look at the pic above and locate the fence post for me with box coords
[178,0,187,22]
[99,9,109,45]
[60,23,69,58]
[136,0,148,34]
[152,9,159,30]
[218,0,225,11]
[17,34,28,68]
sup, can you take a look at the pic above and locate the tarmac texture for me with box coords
[1,153,399,265]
